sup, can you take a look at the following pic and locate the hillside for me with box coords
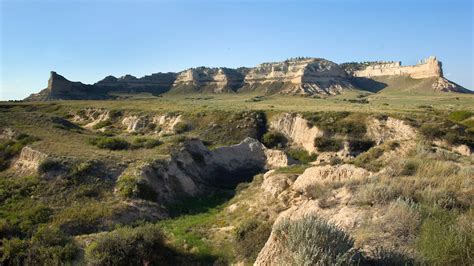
[1,93,474,265]
[24,56,471,101]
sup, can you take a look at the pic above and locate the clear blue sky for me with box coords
[1,0,472,100]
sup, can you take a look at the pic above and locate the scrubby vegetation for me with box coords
[0,97,473,265]
[274,216,358,265]
[116,175,157,201]
[88,137,161,150]
[314,137,343,152]
[262,131,287,148]
[85,224,177,265]
[287,148,317,163]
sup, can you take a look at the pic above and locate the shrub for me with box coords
[234,220,272,262]
[400,160,419,176]
[38,159,63,174]
[353,147,384,172]
[85,224,170,265]
[90,137,130,150]
[116,176,157,201]
[1,226,78,265]
[173,122,190,134]
[262,131,287,148]
[131,137,162,149]
[287,148,317,163]
[348,139,374,153]
[314,137,343,152]
[274,216,358,265]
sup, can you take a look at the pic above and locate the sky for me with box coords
[0,0,473,100]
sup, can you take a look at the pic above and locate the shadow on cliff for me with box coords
[351,77,388,93]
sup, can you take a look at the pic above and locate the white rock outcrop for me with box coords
[13,146,48,173]
[367,117,416,145]
[292,164,371,194]
[352,56,442,79]
[244,58,353,95]
[270,113,323,153]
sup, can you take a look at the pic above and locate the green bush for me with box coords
[353,147,384,172]
[90,137,130,150]
[274,216,358,265]
[314,137,343,152]
[116,176,157,201]
[348,139,374,153]
[400,160,419,176]
[38,159,63,174]
[1,226,78,265]
[262,131,287,148]
[287,148,317,163]
[173,122,190,134]
[131,137,162,149]
[85,224,170,265]
[234,220,272,262]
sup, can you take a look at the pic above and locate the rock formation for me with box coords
[121,137,294,203]
[343,56,470,93]
[24,56,471,101]
[95,72,177,94]
[241,58,354,95]
[172,67,245,93]
[25,71,107,101]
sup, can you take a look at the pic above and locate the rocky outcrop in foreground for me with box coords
[25,56,471,100]
[120,137,293,203]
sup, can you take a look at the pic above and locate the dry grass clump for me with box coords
[352,143,471,209]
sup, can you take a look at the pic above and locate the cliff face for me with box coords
[241,58,353,95]
[25,71,106,101]
[24,56,471,101]
[343,56,470,93]
[95,72,177,94]
[350,56,442,79]
[171,67,245,93]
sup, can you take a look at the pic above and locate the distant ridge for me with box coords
[24,56,471,101]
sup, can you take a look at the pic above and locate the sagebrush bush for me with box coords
[89,137,130,150]
[85,224,170,265]
[1,226,78,265]
[352,147,384,171]
[116,175,157,201]
[262,131,287,148]
[274,216,358,265]
[131,137,162,149]
[287,148,317,163]
[314,137,343,152]
[173,122,190,134]
[38,159,63,174]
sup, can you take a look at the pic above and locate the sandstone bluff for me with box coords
[25,56,470,101]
